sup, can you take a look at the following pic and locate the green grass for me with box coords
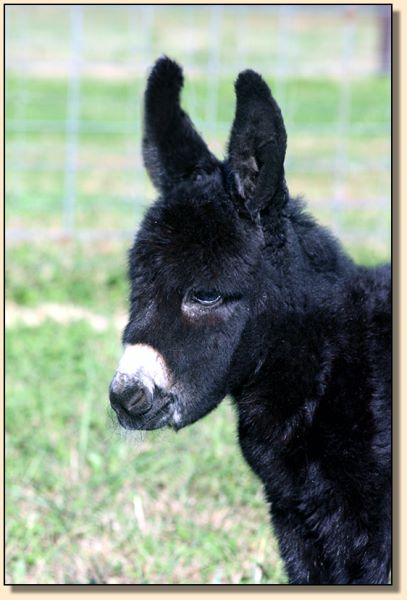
[6,241,129,311]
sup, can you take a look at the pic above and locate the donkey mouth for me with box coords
[114,399,175,431]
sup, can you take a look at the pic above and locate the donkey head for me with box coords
[109,57,288,431]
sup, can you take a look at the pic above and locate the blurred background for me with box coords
[5,4,391,584]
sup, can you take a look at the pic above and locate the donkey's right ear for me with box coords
[227,70,288,218]
[142,57,219,191]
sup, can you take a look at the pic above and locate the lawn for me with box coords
[5,4,390,585]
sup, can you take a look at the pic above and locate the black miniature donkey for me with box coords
[109,57,391,585]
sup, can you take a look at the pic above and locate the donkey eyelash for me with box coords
[190,290,222,306]
[184,290,222,308]
[183,290,243,308]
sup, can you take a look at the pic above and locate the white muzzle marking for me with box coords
[114,344,171,393]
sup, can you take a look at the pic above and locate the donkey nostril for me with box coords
[109,376,153,417]
[127,386,151,412]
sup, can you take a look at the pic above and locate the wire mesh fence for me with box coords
[5,4,391,255]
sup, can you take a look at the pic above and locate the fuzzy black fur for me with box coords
[113,57,391,585]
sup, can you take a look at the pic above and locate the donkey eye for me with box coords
[190,290,223,307]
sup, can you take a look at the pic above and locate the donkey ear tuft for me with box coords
[149,55,183,84]
[143,57,219,191]
[228,69,288,217]
[235,69,273,102]
[145,56,184,114]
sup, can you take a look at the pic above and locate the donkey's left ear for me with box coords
[227,70,288,217]
[143,57,220,191]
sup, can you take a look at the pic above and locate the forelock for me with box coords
[131,183,262,294]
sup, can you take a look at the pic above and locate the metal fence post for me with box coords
[333,6,355,216]
[205,5,222,129]
[63,5,83,235]
[379,6,391,74]
[6,7,29,206]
